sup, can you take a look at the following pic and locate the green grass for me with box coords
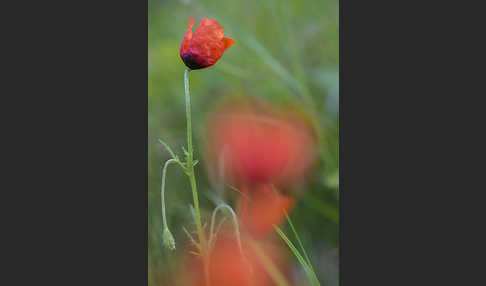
[275,225,320,286]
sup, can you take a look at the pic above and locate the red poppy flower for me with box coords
[205,98,317,187]
[180,18,235,70]
[238,184,295,236]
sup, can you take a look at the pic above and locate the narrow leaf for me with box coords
[158,139,177,159]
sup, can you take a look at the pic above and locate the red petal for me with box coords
[238,185,295,236]
[180,18,195,56]
[186,18,227,68]
[223,37,235,50]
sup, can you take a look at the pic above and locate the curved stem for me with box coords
[161,159,179,229]
[209,203,243,256]
[161,159,183,250]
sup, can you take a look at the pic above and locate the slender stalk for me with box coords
[209,203,243,256]
[184,69,204,244]
[161,159,178,228]
[184,69,193,161]
[161,159,179,250]
[275,226,320,286]
[184,68,210,286]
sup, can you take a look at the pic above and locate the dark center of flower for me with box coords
[182,52,207,70]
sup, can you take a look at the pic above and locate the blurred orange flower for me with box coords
[184,234,288,286]
[180,18,235,70]
[238,184,295,237]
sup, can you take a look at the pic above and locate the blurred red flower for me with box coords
[180,18,235,70]
[205,98,317,187]
[184,234,288,286]
[238,184,295,237]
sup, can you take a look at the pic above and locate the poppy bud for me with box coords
[162,227,176,250]
[180,18,235,70]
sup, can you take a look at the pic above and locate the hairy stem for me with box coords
[184,68,210,286]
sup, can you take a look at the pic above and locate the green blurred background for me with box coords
[149,0,338,285]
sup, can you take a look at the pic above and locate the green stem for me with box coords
[160,159,179,250]
[161,159,178,228]
[185,69,193,162]
[209,203,243,256]
[184,69,204,244]
[184,68,210,286]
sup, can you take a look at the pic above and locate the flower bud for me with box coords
[162,227,176,250]
[180,18,234,70]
